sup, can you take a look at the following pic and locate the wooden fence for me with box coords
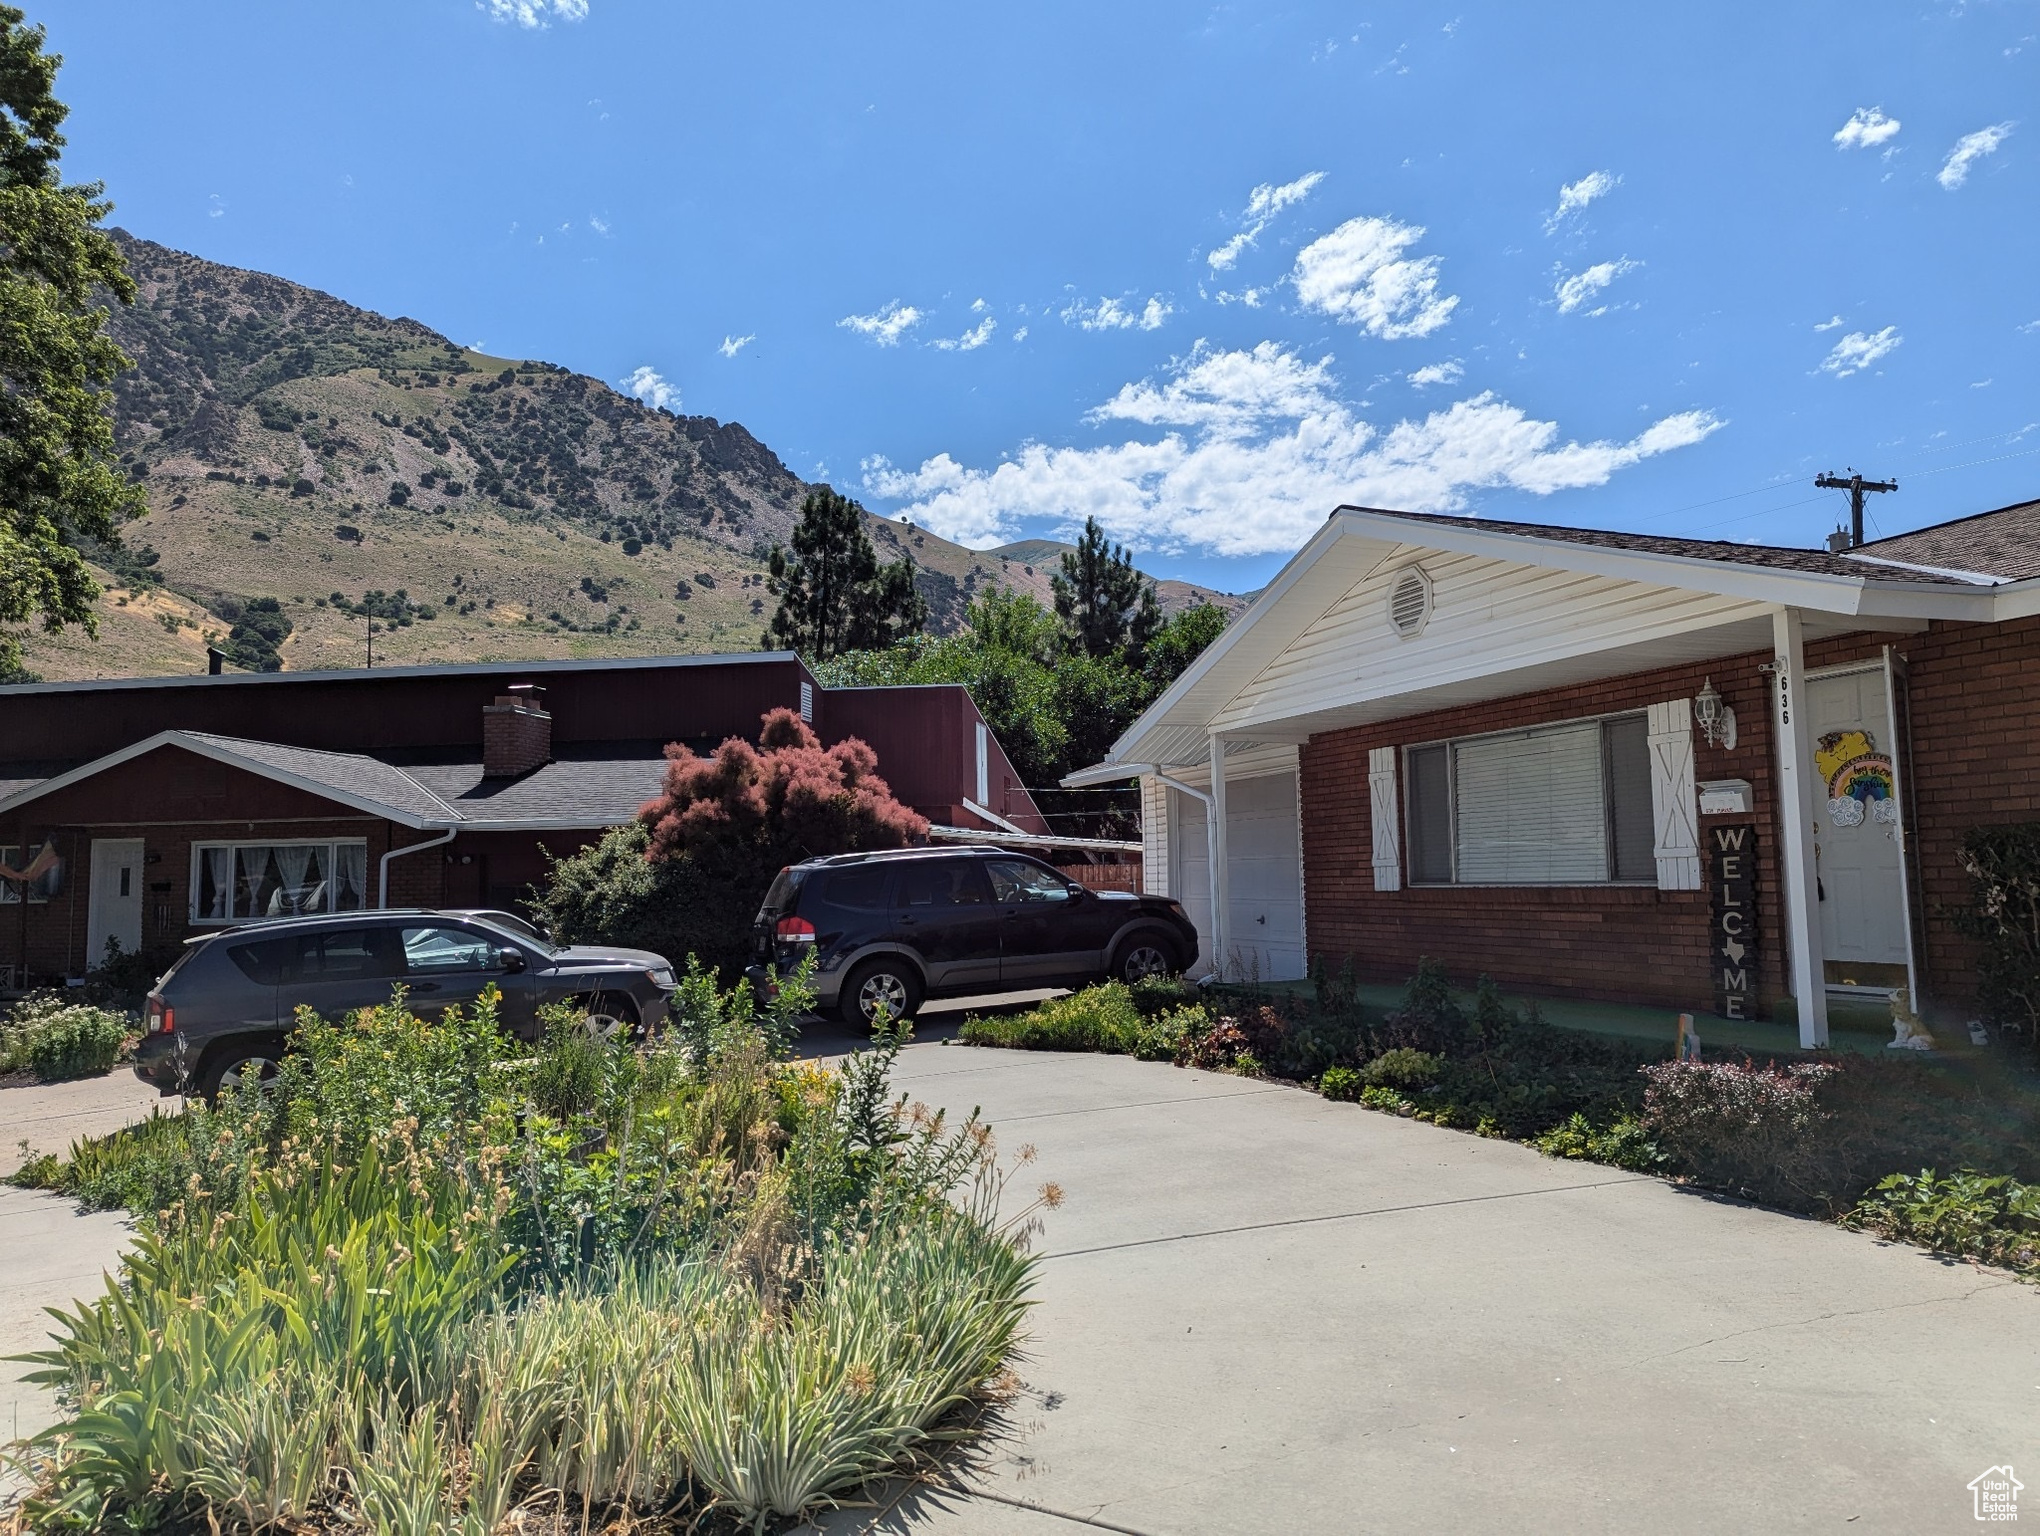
[1057,861,1143,893]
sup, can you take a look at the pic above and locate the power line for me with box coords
[1814,471,1898,549]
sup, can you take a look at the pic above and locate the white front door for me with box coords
[87,838,145,969]
[1806,670,1908,990]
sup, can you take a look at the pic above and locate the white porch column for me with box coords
[1207,734,1230,982]
[1772,607,1830,1048]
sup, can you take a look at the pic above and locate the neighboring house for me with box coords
[0,652,1049,985]
[1068,496,2040,1046]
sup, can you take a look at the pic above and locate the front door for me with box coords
[86,838,145,969]
[1807,669,1910,990]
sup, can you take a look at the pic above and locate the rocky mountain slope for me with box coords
[17,232,1239,681]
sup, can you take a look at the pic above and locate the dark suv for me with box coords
[750,847,1198,1026]
[135,910,679,1102]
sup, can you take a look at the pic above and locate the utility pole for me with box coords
[366,613,374,669]
[1815,470,1897,550]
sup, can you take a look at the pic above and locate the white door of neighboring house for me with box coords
[1170,771,1306,982]
[86,838,145,970]
[1807,669,1909,991]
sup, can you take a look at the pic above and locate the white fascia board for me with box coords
[0,730,448,829]
[1331,510,1993,621]
[1062,761,1152,789]
[1102,517,1394,770]
[1989,576,2040,622]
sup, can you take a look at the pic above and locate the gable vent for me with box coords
[1388,567,1432,638]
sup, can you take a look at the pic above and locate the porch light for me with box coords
[1694,677,1736,749]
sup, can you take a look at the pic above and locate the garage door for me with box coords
[1170,770,1306,982]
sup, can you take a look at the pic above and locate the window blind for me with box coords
[1453,723,1607,884]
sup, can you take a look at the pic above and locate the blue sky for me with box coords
[40,0,2039,593]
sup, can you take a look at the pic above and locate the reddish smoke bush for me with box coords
[639,707,927,871]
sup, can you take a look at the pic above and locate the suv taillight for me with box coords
[145,995,174,1034]
[775,915,816,944]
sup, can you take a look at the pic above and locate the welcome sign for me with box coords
[1709,823,1760,1020]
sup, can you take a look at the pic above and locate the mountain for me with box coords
[15,232,1242,682]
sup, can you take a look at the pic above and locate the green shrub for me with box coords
[1318,1065,1362,1101]
[1362,1047,1443,1091]
[1845,1169,2040,1274]
[1530,1112,1665,1172]
[1378,957,1470,1056]
[1128,974,1202,1017]
[960,982,1142,1053]
[1,994,132,1080]
[14,962,1036,1533]
[1955,822,2040,1046]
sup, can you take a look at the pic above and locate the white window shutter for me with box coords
[1368,746,1401,892]
[1647,699,1701,891]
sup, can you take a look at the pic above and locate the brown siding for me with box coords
[1300,651,1786,1014]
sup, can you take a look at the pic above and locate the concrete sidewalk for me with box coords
[813,1044,2038,1536]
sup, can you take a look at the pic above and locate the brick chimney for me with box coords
[482,684,551,777]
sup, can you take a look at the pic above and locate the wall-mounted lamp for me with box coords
[1694,677,1738,750]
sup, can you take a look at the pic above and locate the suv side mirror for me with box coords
[497,946,526,974]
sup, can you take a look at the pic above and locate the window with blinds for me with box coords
[1404,714,1653,885]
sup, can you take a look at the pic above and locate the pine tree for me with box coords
[0,7,144,681]
[764,487,927,658]
[1051,516,1160,664]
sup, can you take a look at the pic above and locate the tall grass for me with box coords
[8,961,1039,1533]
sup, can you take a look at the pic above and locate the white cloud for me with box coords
[931,317,998,351]
[1215,286,1267,308]
[860,340,1721,555]
[1938,121,2015,188]
[1818,326,1902,377]
[838,301,923,347]
[1407,360,1464,388]
[623,365,679,412]
[1207,170,1328,270]
[1554,258,1641,315]
[207,194,225,219]
[1814,314,1846,332]
[1063,295,1172,332]
[1012,326,1030,343]
[1833,107,1901,150]
[588,214,610,235]
[718,334,755,358]
[1292,216,1457,338]
[480,0,588,26]
[1544,171,1618,234]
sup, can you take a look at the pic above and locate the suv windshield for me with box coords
[462,913,554,955]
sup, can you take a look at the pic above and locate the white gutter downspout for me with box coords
[1153,769,1225,984]
[379,827,457,908]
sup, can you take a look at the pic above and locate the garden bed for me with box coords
[5,963,1041,1533]
[957,962,2040,1281]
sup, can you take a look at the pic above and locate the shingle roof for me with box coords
[403,752,666,826]
[1340,506,1987,585]
[182,733,462,823]
[1851,497,2040,582]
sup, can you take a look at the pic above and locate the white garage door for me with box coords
[1170,771,1306,982]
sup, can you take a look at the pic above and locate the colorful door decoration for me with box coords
[1813,728,1897,829]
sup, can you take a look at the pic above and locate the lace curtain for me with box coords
[199,846,233,920]
[333,844,367,911]
[268,845,317,916]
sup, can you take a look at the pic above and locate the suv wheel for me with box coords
[840,959,923,1030]
[1114,936,1178,984]
[197,1041,283,1104]
[579,992,639,1042]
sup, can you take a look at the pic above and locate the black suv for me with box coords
[750,847,1198,1026]
[135,910,679,1102]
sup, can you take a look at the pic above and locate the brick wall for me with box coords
[1300,650,1785,1013]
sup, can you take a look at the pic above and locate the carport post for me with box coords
[1771,607,1830,1049]
[1208,734,1229,983]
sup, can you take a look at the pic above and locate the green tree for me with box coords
[1143,599,1230,695]
[764,486,928,659]
[1051,516,1160,664]
[0,7,143,680]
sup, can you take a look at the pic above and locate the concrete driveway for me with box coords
[5,1047,2033,1532]
[815,1042,2039,1536]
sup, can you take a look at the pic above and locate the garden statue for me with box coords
[1886,987,1936,1051]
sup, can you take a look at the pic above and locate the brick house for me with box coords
[0,652,1052,986]
[1066,497,2040,1046]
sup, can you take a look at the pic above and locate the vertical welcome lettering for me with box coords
[1709,822,1760,1020]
